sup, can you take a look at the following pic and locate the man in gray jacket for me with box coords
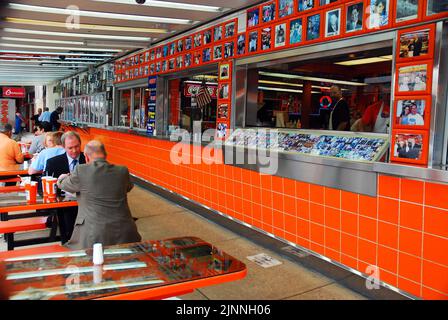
[57,140,141,250]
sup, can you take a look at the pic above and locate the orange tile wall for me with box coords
[73,126,448,300]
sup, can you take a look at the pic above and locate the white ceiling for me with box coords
[0,0,261,86]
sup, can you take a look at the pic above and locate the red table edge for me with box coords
[96,268,248,300]
[0,244,68,261]
[0,200,78,213]
[0,186,24,193]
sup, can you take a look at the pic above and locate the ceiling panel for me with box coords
[0,0,263,85]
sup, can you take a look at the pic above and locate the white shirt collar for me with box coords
[66,153,80,164]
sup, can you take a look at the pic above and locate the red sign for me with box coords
[184,83,217,98]
[2,87,25,98]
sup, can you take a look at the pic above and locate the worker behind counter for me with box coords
[352,99,390,134]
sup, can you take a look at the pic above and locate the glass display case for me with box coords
[225,128,390,162]
[59,93,110,126]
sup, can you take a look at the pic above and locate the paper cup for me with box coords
[41,176,50,197]
[46,177,57,200]
[93,243,104,265]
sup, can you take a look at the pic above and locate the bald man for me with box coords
[57,140,141,250]
[328,85,350,131]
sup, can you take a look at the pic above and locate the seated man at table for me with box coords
[0,123,24,167]
[46,131,86,244]
[28,121,52,155]
[28,131,65,175]
[57,140,141,250]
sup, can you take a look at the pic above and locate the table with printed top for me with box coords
[2,236,247,300]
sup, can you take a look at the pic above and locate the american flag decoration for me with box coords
[195,80,212,109]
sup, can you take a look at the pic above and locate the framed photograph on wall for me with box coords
[213,45,223,60]
[367,0,390,29]
[306,13,321,41]
[203,29,212,45]
[394,96,430,129]
[219,63,231,80]
[194,33,202,48]
[395,0,420,24]
[185,36,193,51]
[202,47,212,63]
[289,18,303,44]
[217,103,229,119]
[391,130,428,164]
[216,122,229,139]
[346,2,364,33]
[218,83,230,99]
[278,0,295,19]
[214,25,223,42]
[247,7,260,28]
[397,25,435,61]
[261,27,272,50]
[262,2,276,23]
[177,39,184,53]
[325,8,341,37]
[248,30,259,53]
[225,21,236,38]
[237,34,246,55]
[425,0,448,18]
[298,0,315,12]
[185,53,192,67]
[224,41,235,58]
[320,0,338,5]
[396,62,432,95]
[275,23,287,47]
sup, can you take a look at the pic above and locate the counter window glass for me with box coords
[168,71,218,134]
[119,89,131,127]
[244,45,393,134]
[132,87,149,130]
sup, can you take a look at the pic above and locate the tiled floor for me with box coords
[0,185,370,300]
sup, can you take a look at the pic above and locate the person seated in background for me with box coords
[46,131,85,244]
[28,131,65,175]
[57,140,142,250]
[28,121,52,155]
[0,123,24,167]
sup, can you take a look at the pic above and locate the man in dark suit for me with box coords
[57,140,141,249]
[46,131,85,244]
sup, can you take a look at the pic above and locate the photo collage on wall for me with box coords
[216,60,233,140]
[391,23,436,165]
[114,1,447,83]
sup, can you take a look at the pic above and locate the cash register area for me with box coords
[0,179,405,300]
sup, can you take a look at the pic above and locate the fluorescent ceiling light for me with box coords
[258,86,321,94]
[334,56,393,66]
[259,80,303,87]
[0,50,113,57]
[0,55,102,61]
[8,3,195,25]
[0,63,83,68]
[259,71,367,87]
[1,37,85,45]
[0,59,95,64]
[4,28,151,42]
[4,18,169,34]
[93,0,226,13]
[184,80,218,85]
[0,43,122,52]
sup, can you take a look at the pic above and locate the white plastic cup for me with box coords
[92,243,104,265]
[93,265,103,284]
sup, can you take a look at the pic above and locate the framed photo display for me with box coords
[394,96,430,129]
[306,13,321,41]
[345,2,364,33]
[278,0,295,19]
[397,24,435,61]
[395,0,420,24]
[325,8,341,37]
[289,18,303,45]
[391,130,428,164]
[275,23,287,47]
[396,61,432,95]
[367,0,390,29]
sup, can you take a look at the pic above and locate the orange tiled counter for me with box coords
[71,126,447,300]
